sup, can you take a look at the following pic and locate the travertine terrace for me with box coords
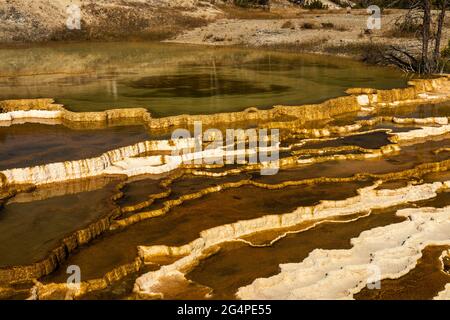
[2,76,450,300]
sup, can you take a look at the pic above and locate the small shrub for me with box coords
[321,22,334,29]
[324,42,389,65]
[335,25,349,31]
[328,0,351,7]
[233,0,269,7]
[301,22,316,29]
[442,40,450,58]
[387,13,422,38]
[303,0,328,10]
[281,20,295,29]
[320,22,348,31]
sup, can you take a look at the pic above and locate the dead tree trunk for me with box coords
[433,0,448,65]
[378,0,448,74]
[421,0,432,73]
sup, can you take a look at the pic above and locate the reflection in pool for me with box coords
[4,42,447,301]
[0,42,407,117]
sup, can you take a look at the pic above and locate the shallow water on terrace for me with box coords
[0,123,150,170]
[69,186,450,300]
[184,190,450,300]
[0,42,406,117]
[356,245,450,300]
[254,135,450,185]
[118,174,250,216]
[377,102,450,119]
[297,131,392,150]
[0,177,120,267]
[117,175,167,208]
[43,180,368,283]
[186,209,406,300]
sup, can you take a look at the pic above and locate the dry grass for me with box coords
[48,5,210,42]
[217,3,308,19]
[301,22,318,29]
[320,22,349,31]
[281,20,295,29]
[258,37,330,53]
[323,41,390,64]
[218,4,282,19]
[259,37,391,66]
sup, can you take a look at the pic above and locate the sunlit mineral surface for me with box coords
[1,43,450,300]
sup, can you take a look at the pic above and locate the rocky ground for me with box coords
[0,0,221,42]
[169,10,409,57]
[168,7,450,62]
[1,1,450,63]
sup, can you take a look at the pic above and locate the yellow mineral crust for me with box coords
[2,77,450,299]
[0,78,449,190]
[434,250,450,300]
[133,180,448,298]
[0,180,125,284]
[110,154,450,229]
[237,205,450,300]
[2,151,448,298]
[30,258,142,300]
[0,139,196,188]
[291,116,450,139]
[1,115,447,190]
[4,147,449,286]
[0,77,449,130]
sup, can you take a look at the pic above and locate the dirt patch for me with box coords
[0,0,220,42]
[168,9,449,62]
[2,2,450,66]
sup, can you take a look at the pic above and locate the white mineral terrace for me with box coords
[433,251,450,300]
[435,284,450,300]
[3,77,450,301]
[0,138,193,187]
[2,115,450,189]
[237,205,450,300]
[133,180,447,297]
[0,137,279,188]
[394,123,450,142]
[0,110,62,122]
